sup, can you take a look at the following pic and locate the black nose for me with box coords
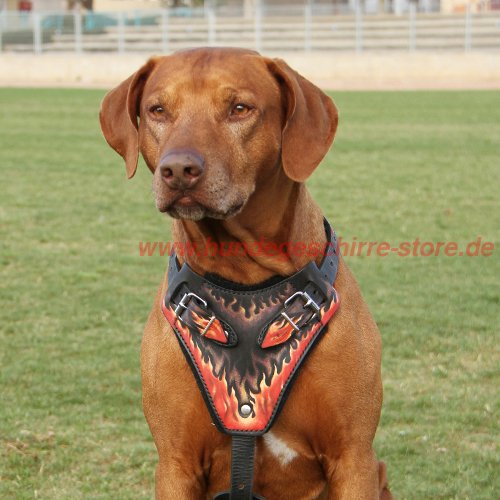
[159,150,205,190]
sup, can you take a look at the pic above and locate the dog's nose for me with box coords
[159,150,205,190]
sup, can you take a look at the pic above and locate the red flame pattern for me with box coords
[261,313,304,348]
[191,311,228,344]
[162,293,339,433]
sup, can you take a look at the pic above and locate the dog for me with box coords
[100,47,391,499]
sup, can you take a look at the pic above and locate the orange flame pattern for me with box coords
[162,291,340,433]
[192,311,228,344]
[261,313,304,348]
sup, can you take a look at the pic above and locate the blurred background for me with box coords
[0,0,499,88]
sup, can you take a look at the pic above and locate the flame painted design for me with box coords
[162,286,339,433]
[191,310,228,344]
[261,313,305,348]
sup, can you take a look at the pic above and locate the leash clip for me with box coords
[281,291,321,331]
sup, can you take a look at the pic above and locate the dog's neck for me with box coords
[172,179,326,284]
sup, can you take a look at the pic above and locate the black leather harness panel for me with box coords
[162,220,340,498]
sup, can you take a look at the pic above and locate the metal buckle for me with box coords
[281,291,321,331]
[174,292,207,323]
[173,292,217,336]
[199,316,216,337]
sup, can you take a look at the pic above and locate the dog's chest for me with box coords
[162,222,339,445]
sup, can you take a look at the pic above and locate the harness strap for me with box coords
[214,435,264,500]
[163,218,340,500]
[230,435,257,499]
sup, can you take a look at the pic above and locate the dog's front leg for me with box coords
[142,304,212,499]
[155,460,206,499]
[325,448,381,500]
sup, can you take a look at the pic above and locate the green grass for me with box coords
[1,88,498,499]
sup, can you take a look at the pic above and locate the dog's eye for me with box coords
[149,105,165,116]
[230,103,252,118]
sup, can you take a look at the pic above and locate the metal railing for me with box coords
[0,4,499,53]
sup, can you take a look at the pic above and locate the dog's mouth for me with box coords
[158,192,245,221]
[175,194,198,208]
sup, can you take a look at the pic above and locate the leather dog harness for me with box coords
[162,221,340,499]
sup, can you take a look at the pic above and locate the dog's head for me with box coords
[100,48,338,221]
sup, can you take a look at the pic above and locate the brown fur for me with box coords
[100,47,392,499]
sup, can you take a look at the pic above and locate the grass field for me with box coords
[1,88,498,499]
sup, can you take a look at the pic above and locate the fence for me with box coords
[1,4,499,53]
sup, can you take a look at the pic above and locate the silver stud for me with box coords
[240,404,253,417]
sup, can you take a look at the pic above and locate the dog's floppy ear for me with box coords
[267,59,338,182]
[99,58,158,179]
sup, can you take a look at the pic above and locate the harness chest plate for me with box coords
[162,222,340,436]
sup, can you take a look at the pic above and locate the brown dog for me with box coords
[100,47,391,499]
